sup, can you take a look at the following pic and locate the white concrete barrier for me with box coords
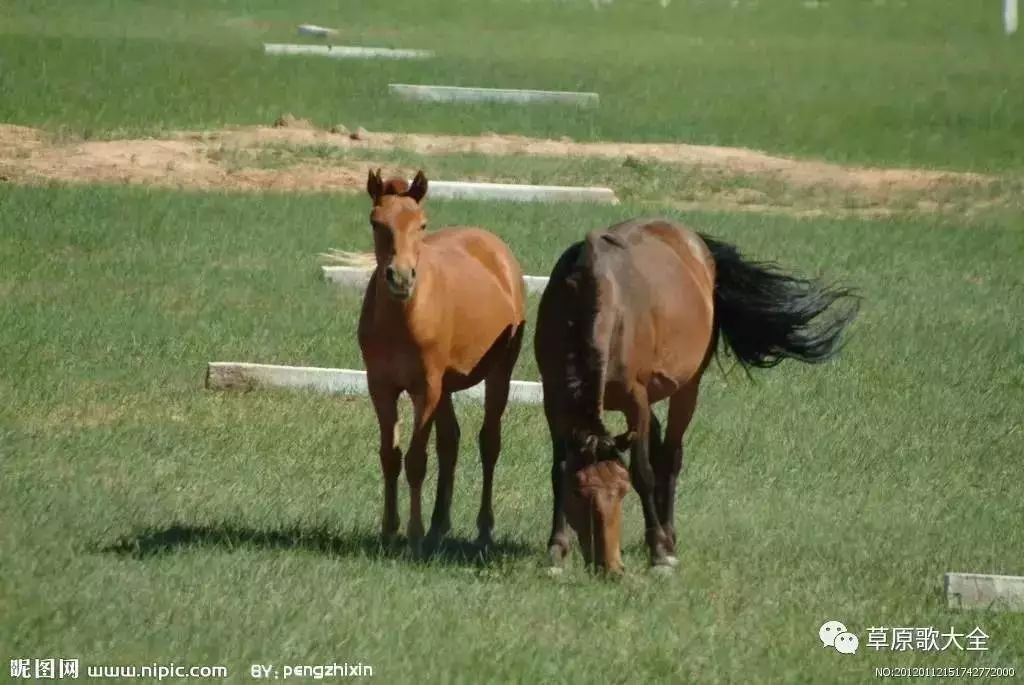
[388,83,599,107]
[297,24,338,38]
[206,362,544,405]
[264,44,434,59]
[321,266,550,295]
[945,572,1024,611]
[422,180,617,204]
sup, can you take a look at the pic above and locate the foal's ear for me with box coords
[366,168,384,205]
[406,170,428,204]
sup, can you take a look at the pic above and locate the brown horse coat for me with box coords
[536,218,715,572]
[358,170,527,550]
[536,217,856,573]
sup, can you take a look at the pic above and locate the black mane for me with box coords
[547,240,612,447]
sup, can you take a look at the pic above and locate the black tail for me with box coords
[699,233,859,369]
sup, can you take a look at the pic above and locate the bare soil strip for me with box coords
[0,121,1009,217]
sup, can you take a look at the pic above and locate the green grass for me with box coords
[2,183,1023,682]
[2,0,1023,171]
[3,1,1024,679]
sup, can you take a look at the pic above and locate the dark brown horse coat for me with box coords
[536,217,857,573]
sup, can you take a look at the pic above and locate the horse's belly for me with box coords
[442,369,485,394]
[445,318,521,381]
[601,370,695,409]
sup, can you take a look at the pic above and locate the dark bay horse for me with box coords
[357,169,527,552]
[534,217,857,574]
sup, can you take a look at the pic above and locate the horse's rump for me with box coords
[536,219,716,432]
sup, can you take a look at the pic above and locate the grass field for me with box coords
[2,0,1024,682]
[3,184,1023,681]
[2,0,1023,171]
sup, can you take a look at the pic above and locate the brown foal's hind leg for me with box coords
[369,382,402,543]
[426,392,459,551]
[406,376,443,552]
[476,326,524,549]
[653,385,699,562]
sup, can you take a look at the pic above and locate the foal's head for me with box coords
[366,168,429,301]
[564,432,634,574]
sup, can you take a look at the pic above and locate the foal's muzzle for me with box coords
[384,265,416,300]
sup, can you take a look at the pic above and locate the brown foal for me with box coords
[357,169,527,552]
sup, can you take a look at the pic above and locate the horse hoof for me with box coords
[474,534,494,551]
[407,537,425,557]
[664,555,679,567]
[548,544,568,565]
[650,564,675,577]
[545,566,564,578]
[423,527,448,553]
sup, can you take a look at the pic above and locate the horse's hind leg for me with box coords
[476,326,524,548]
[624,387,674,568]
[426,392,459,550]
[648,411,666,525]
[653,384,699,561]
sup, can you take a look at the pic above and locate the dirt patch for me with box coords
[664,201,902,219]
[0,124,44,157]
[0,122,1008,216]
[203,124,990,194]
[0,124,387,194]
[273,113,315,130]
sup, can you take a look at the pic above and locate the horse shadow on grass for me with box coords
[98,523,532,568]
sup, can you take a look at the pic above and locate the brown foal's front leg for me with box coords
[405,376,443,552]
[426,392,459,551]
[370,383,402,543]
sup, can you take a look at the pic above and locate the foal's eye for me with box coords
[420,222,427,231]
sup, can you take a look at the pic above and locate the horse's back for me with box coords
[598,218,712,279]
[541,218,715,403]
[425,226,526,320]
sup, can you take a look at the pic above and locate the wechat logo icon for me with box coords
[819,620,859,655]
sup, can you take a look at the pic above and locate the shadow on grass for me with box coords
[98,524,532,567]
